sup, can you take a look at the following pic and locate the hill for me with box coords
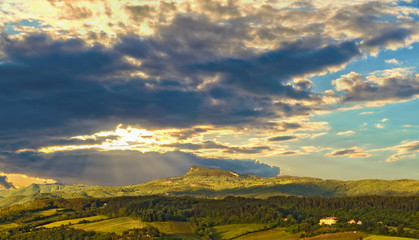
[0,165,418,207]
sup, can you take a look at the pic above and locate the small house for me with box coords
[348,219,362,225]
[319,217,337,225]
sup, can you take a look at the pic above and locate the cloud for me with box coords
[363,28,411,48]
[325,147,371,158]
[337,130,355,136]
[162,141,272,155]
[0,30,337,158]
[385,58,402,65]
[191,40,360,96]
[381,118,389,122]
[0,0,419,183]
[125,4,155,22]
[0,175,14,190]
[0,150,279,186]
[333,69,419,104]
[382,140,419,163]
[359,111,375,115]
[0,172,57,188]
[268,136,297,142]
[326,2,419,55]
[375,123,385,129]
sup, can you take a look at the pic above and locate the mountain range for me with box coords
[0,165,418,208]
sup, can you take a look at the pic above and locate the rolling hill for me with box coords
[0,165,418,207]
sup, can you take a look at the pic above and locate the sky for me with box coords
[0,0,418,187]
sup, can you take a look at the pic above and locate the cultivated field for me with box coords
[234,227,300,240]
[0,222,19,231]
[364,235,417,240]
[72,217,194,235]
[40,215,108,228]
[212,224,269,239]
[33,208,64,217]
[305,231,366,240]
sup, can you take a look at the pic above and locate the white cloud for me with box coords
[337,130,355,136]
[385,58,402,65]
[332,69,419,106]
[375,123,385,129]
[359,111,375,115]
[382,140,419,163]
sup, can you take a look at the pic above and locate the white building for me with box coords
[319,217,337,225]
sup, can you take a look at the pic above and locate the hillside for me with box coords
[0,165,418,207]
[0,194,418,239]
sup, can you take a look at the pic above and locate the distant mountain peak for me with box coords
[185,165,241,177]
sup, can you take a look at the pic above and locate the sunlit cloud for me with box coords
[332,68,419,107]
[325,147,371,158]
[0,172,57,188]
[34,121,327,160]
[1,0,418,182]
[385,58,402,65]
[359,111,375,115]
[337,130,355,136]
[378,140,419,163]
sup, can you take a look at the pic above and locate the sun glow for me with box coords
[39,125,180,153]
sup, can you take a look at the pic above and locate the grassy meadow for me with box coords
[70,217,194,235]
[40,215,109,228]
[227,227,299,240]
[212,223,269,239]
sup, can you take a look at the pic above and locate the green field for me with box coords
[33,208,64,217]
[72,217,145,234]
[40,215,108,228]
[72,217,193,235]
[234,227,299,240]
[213,224,269,239]
[306,231,366,240]
[148,221,194,234]
[234,230,414,240]
[364,235,417,240]
[0,222,19,231]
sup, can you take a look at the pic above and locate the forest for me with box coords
[0,195,417,239]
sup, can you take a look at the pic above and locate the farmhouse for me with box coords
[319,217,337,225]
[348,219,363,225]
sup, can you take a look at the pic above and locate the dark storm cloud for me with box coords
[268,136,297,142]
[0,176,14,190]
[363,28,412,48]
[0,34,203,137]
[0,12,363,157]
[0,30,322,151]
[0,150,279,186]
[189,40,360,95]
